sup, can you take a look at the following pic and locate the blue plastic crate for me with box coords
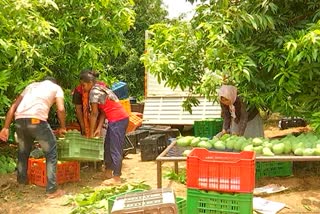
[111,81,129,99]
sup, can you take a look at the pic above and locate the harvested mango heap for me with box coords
[176,132,320,156]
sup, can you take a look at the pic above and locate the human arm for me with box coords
[75,104,85,134]
[72,89,85,134]
[220,103,231,134]
[236,99,249,136]
[55,97,67,136]
[94,111,106,137]
[89,103,99,138]
[0,95,23,142]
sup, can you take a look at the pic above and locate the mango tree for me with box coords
[141,0,320,131]
[107,0,168,99]
[0,0,135,120]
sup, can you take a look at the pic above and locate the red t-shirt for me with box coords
[89,84,129,122]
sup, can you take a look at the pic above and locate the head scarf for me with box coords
[218,85,237,118]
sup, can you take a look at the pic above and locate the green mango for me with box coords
[272,143,285,155]
[262,147,274,156]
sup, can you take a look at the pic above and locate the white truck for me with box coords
[142,71,222,129]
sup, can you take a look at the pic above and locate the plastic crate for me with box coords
[194,118,223,138]
[126,113,143,133]
[130,103,144,113]
[27,158,80,187]
[120,99,132,115]
[111,188,177,214]
[176,197,186,214]
[57,132,104,161]
[135,129,150,144]
[125,133,138,154]
[256,161,293,179]
[126,130,150,154]
[187,188,253,214]
[112,81,129,99]
[149,129,181,142]
[123,136,134,157]
[108,189,145,214]
[140,134,167,161]
[187,148,255,193]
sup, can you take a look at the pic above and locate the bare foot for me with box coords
[101,176,122,186]
[46,189,65,199]
[105,169,113,178]
[93,171,113,180]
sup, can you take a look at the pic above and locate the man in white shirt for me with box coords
[0,77,66,198]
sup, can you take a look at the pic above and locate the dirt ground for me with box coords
[0,125,320,214]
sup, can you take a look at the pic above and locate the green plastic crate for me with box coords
[194,118,223,138]
[256,161,293,179]
[107,189,145,214]
[187,188,253,214]
[176,197,186,214]
[57,133,104,161]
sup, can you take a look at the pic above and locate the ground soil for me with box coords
[0,124,320,214]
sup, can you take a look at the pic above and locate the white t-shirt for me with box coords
[15,80,64,121]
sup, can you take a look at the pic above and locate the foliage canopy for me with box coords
[141,0,320,131]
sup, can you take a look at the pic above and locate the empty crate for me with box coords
[194,118,223,138]
[149,129,181,141]
[187,188,253,214]
[187,148,255,193]
[120,99,132,115]
[140,134,167,161]
[27,158,80,187]
[126,113,143,133]
[112,81,129,99]
[126,130,149,154]
[111,188,177,214]
[256,161,293,179]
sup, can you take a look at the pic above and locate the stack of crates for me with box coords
[119,99,132,115]
[110,188,178,214]
[57,131,104,161]
[125,129,150,154]
[186,148,255,214]
[112,81,133,124]
[149,128,181,142]
[193,118,223,138]
[140,134,167,161]
[256,161,293,179]
[111,81,129,100]
[27,158,80,187]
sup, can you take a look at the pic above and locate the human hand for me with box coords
[0,128,9,142]
[94,129,101,138]
[57,128,67,137]
[215,131,223,138]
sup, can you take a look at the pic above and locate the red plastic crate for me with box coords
[27,158,80,187]
[187,148,255,193]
